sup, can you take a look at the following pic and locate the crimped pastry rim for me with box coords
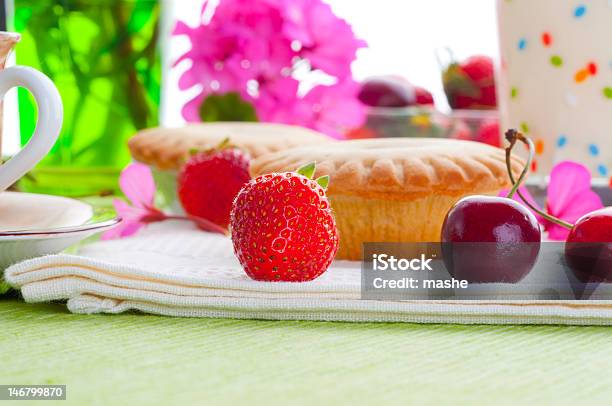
[128,122,332,170]
[251,138,525,200]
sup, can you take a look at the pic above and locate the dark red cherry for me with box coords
[441,195,541,283]
[357,76,416,107]
[565,207,612,282]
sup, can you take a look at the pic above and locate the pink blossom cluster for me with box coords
[173,0,366,138]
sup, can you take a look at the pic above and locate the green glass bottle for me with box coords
[12,0,160,196]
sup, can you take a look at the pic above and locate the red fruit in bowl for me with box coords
[565,207,612,282]
[476,120,501,147]
[450,119,473,141]
[443,55,497,109]
[441,196,541,283]
[178,145,251,230]
[345,126,377,140]
[415,86,434,105]
[358,76,416,107]
[230,162,338,282]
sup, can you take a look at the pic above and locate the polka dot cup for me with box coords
[497,0,612,180]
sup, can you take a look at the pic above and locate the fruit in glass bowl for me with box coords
[349,76,443,139]
[350,74,502,143]
[347,107,501,145]
[448,110,501,147]
[357,75,433,108]
[358,76,416,108]
[442,55,497,110]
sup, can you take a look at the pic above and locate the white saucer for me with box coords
[0,192,120,269]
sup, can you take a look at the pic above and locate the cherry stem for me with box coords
[504,129,573,230]
[505,129,532,200]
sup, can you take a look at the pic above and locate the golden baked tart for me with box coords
[129,122,332,171]
[251,138,524,260]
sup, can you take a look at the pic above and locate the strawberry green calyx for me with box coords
[316,175,329,189]
[204,137,234,155]
[214,137,232,151]
[297,162,329,189]
[296,161,316,179]
[443,64,480,99]
[188,137,234,157]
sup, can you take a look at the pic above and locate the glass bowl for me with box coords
[346,106,500,145]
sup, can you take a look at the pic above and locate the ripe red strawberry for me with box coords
[414,86,434,105]
[178,144,250,230]
[443,55,497,110]
[450,119,473,141]
[230,162,339,282]
[476,119,501,147]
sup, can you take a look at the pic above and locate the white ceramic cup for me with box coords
[0,32,62,192]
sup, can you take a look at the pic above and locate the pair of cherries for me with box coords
[442,129,611,283]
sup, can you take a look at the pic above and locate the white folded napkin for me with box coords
[6,221,612,325]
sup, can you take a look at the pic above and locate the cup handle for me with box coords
[0,66,62,191]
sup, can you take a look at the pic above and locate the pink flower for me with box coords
[214,0,294,80]
[254,78,365,138]
[297,80,366,137]
[500,161,604,240]
[173,0,294,105]
[253,76,300,122]
[102,163,166,240]
[172,0,366,138]
[103,163,228,239]
[173,20,249,95]
[181,93,206,123]
[280,0,366,78]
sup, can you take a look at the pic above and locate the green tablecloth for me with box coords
[2,298,612,404]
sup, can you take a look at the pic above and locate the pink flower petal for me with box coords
[178,68,200,91]
[280,0,366,78]
[112,198,147,222]
[172,21,193,36]
[546,161,593,216]
[546,223,571,241]
[119,163,156,209]
[544,161,603,238]
[181,93,206,122]
[301,79,366,138]
[553,189,603,225]
[101,219,145,240]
